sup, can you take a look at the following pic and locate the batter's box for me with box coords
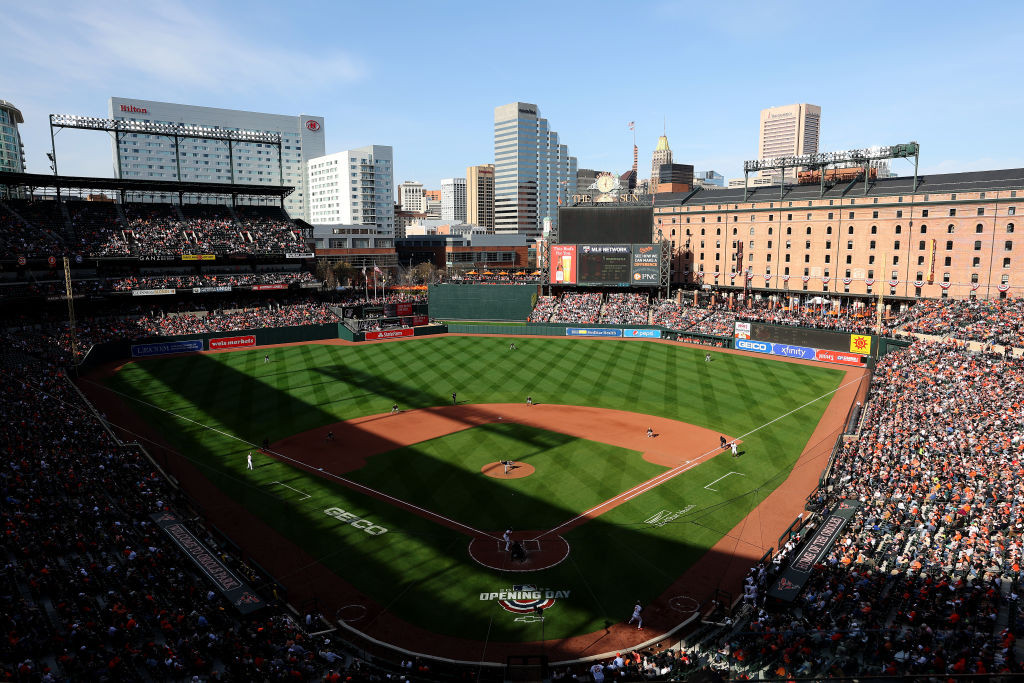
[495,539,542,551]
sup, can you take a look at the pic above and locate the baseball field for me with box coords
[92,335,853,660]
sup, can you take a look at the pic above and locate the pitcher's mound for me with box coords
[481,461,535,479]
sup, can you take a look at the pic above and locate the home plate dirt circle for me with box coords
[481,461,536,479]
[468,531,570,572]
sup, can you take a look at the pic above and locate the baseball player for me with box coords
[264,354,270,364]
[391,403,399,414]
[526,396,532,406]
[326,431,335,442]
[705,352,711,362]
[628,601,643,630]
[247,452,253,470]
[452,392,457,405]
[509,342,517,351]
[720,435,728,449]
[501,459,514,475]
[646,427,654,438]
[731,441,739,457]
[503,528,512,552]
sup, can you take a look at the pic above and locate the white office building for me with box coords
[108,97,324,220]
[307,145,394,233]
[440,177,467,223]
[398,181,425,212]
[494,102,577,237]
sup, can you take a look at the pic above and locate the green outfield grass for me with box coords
[102,336,845,645]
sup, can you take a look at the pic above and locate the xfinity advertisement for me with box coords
[734,338,865,367]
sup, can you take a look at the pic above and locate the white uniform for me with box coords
[247,452,253,470]
[503,529,511,551]
[731,442,739,457]
[628,603,643,629]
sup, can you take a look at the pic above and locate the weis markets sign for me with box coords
[209,335,255,350]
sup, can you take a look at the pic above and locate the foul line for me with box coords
[704,472,745,492]
[271,481,312,501]
[84,380,498,541]
[533,371,866,541]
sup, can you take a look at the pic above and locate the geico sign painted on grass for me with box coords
[323,507,388,535]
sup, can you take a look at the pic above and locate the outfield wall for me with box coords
[428,284,537,321]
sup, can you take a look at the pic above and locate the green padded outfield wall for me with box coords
[428,284,537,321]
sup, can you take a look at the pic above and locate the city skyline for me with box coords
[6,1,1024,191]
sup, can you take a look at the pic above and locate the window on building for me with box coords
[786,227,792,235]
[1006,240,1013,251]
[869,255,875,264]
[921,209,929,217]
[827,212,834,220]
[849,211,855,219]
[976,224,984,233]
[974,240,982,250]
[973,256,981,267]
[805,240,811,249]
[848,225,854,235]
[949,208,956,216]
[1008,223,1015,233]
[917,256,925,265]
[749,227,755,236]
[806,226,812,235]
[893,255,899,265]
[978,207,985,216]
[872,211,879,218]
[785,240,791,249]
[869,240,876,249]
[1009,206,1016,215]
[946,240,953,250]
[943,256,951,266]
[894,240,901,250]
[871,225,878,234]
[1005,257,1012,268]
[896,210,903,218]
[920,225,927,234]
[846,255,852,264]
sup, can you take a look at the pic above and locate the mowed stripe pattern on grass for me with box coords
[104,337,843,643]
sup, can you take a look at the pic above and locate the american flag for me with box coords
[628,121,635,131]
[373,265,382,275]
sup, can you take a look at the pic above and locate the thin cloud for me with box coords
[7,3,364,95]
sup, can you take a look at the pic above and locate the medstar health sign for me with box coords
[481,585,570,615]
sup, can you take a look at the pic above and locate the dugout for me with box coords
[428,283,537,321]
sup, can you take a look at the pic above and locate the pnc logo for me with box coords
[120,104,148,113]
[306,120,321,131]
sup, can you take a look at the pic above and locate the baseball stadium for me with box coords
[4,159,1024,682]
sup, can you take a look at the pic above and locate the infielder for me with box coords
[247,452,253,470]
[503,528,512,552]
[731,441,739,457]
[628,601,643,630]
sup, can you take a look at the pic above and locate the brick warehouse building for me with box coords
[654,168,1023,300]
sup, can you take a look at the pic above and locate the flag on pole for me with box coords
[373,265,382,275]
[628,121,635,131]
[361,265,366,275]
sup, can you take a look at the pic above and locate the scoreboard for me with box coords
[550,244,660,286]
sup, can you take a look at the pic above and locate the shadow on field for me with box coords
[89,345,834,660]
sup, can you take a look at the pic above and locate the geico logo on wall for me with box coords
[735,339,772,353]
[323,507,387,535]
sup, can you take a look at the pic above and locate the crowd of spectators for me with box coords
[600,293,650,325]
[132,300,338,336]
[689,340,1024,678]
[0,333,482,681]
[108,270,316,292]
[0,201,69,258]
[903,298,1024,348]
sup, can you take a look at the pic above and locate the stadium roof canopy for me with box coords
[0,171,294,198]
[655,168,1024,208]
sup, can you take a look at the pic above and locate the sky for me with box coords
[7,0,1024,189]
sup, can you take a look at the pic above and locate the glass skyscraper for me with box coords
[493,102,576,237]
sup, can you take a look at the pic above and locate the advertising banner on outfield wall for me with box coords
[131,288,176,296]
[768,500,861,603]
[209,335,256,350]
[252,284,289,291]
[550,244,577,284]
[192,286,232,294]
[630,244,660,284]
[151,512,266,614]
[181,254,216,261]
[365,328,414,340]
[131,340,204,357]
[623,328,661,338]
[735,338,867,367]
[411,315,429,326]
[566,327,622,337]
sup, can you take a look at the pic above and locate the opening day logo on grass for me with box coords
[481,585,570,615]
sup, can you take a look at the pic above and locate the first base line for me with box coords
[271,481,312,500]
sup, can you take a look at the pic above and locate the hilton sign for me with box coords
[120,104,148,114]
